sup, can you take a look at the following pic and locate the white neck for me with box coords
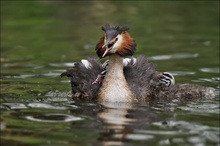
[98,54,135,102]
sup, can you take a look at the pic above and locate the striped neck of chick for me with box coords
[159,72,175,87]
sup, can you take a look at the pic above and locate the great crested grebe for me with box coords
[61,24,215,102]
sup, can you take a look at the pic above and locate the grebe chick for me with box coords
[158,72,175,87]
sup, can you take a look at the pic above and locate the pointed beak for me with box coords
[102,42,113,58]
[102,47,111,58]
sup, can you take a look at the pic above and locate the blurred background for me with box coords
[1,1,219,62]
[1,1,219,146]
[1,1,219,84]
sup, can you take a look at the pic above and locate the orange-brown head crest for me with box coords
[117,32,136,57]
[96,24,136,58]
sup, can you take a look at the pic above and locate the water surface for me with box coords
[1,1,219,146]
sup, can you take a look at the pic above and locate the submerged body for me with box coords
[61,24,215,102]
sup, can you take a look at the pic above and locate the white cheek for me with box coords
[110,35,123,53]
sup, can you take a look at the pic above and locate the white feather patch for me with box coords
[123,58,136,66]
[81,59,92,69]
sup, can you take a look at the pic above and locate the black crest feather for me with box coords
[101,24,129,34]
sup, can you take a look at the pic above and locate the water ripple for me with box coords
[2,103,28,109]
[45,91,71,98]
[177,102,219,114]
[27,103,67,110]
[200,68,220,73]
[169,71,195,76]
[4,74,36,79]
[120,134,153,141]
[192,77,220,83]
[26,113,83,123]
[134,119,220,144]
[148,53,199,61]
[135,129,184,136]
[153,120,219,133]
[48,62,75,67]
[41,72,61,77]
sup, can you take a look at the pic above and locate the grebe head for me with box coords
[159,72,175,87]
[96,24,136,58]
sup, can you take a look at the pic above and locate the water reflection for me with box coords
[96,100,220,145]
[97,102,135,145]
[98,102,135,125]
[1,95,219,145]
[97,102,161,145]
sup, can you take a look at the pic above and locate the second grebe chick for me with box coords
[158,72,175,87]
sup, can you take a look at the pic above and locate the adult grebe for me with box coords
[61,24,215,102]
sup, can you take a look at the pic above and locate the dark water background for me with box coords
[1,1,219,146]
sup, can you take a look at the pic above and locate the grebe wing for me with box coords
[81,59,92,69]
[61,57,103,100]
[123,55,160,100]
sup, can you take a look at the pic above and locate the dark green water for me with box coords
[1,1,219,146]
